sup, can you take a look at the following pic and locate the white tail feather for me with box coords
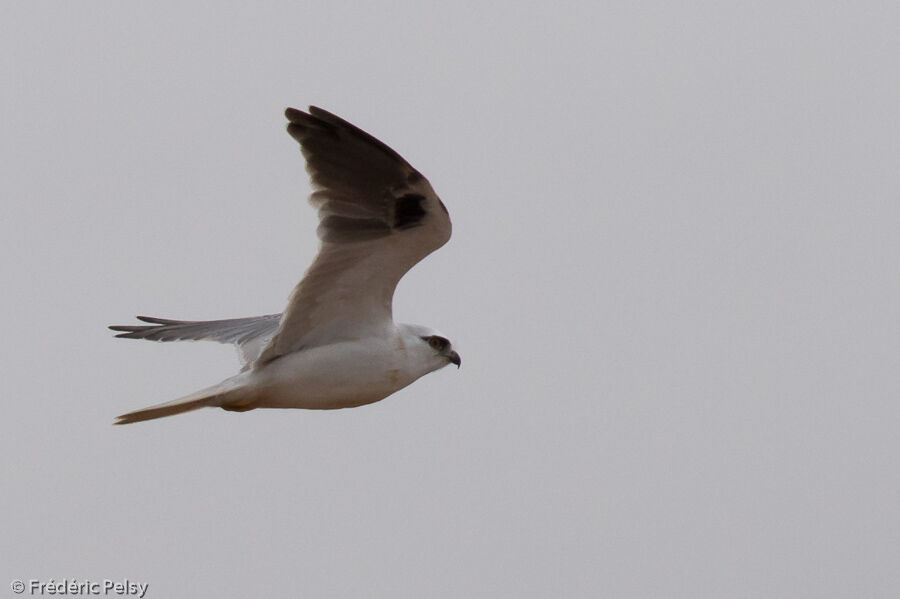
[114,375,250,425]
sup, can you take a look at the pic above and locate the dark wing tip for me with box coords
[307,105,344,122]
[284,106,336,146]
[135,315,182,324]
[283,105,415,169]
[285,105,337,119]
[108,325,153,339]
[109,316,180,338]
[285,106,320,126]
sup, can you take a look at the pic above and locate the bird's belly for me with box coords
[249,339,414,410]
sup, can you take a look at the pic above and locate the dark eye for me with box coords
[428,336,449,351]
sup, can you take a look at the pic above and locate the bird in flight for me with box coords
[109,106,459,424]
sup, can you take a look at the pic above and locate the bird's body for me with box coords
[110,107,459,424]
[240,325,448,411]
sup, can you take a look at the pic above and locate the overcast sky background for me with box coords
[2,2,899,598]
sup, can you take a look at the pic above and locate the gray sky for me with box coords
[2,2,899,597]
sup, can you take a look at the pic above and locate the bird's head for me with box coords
[421,333,461,368]
[400,324,461,370]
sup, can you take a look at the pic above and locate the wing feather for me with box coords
[254,107,451,365]
[109,314,281,365]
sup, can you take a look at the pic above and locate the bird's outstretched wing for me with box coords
[110,314,281,365]
[254,107,451,365]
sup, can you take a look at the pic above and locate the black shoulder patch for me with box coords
[394,193,427,230]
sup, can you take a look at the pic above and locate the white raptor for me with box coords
[110,106,460,424]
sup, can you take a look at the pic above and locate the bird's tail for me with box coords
[114,375,252,425]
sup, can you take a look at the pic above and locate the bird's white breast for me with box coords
[246,330,429,409]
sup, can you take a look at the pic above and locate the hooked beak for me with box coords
[447,350,461,368]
